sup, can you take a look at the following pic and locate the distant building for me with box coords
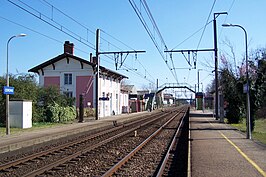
[29,41,128,117]
[163,93,174,105]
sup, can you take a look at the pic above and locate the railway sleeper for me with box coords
[52,166,63,171]
[36,156,46,160]
[0,169,11,173]
[58,164,68,167]
[68,160,78,164]
[44,170,55,175]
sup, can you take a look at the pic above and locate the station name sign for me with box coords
[99,97,109,101]
[3,86,15,95]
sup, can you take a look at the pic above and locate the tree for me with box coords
[252,48,266,119]
[220,68,242,123]
[219,45,266,130]
[0,74,39,124]
[0,74,76,124]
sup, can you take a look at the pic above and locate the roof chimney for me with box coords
[90,53,98,64]
[64,41,74,54]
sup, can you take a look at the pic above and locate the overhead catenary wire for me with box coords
[7,0,96,50]
[141,0,178,82]
[171,20,213,50]
[129,0,179,83]
[40,0,126,52]
[7,0,155,85]
[218,0,236,41]
[39,0,155,84]
[196,0,217,50]
[0,15,90,55]
[39,0,155,80]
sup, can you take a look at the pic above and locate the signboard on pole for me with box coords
[243,83,248,93]
[195,92,203,98]
[3,86,14,95]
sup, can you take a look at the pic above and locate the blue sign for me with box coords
[243,83,248,93]
[3,86,14,95]
[99,97,109,101]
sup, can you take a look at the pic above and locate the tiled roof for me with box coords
[28,53,128,79]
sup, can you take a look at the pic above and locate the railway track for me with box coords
[102,107,189,176]
[0,107,186,177]
[0,106,189,176]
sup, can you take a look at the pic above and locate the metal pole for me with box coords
[95,29,100,120]
[6,36,15,135]
[195,84,197,110]
[213,12,227,120]
[197,69,202,93]
[197,70,199,93]
[245,26,252,139]
[213,15,219,120]
[241,26,251,139]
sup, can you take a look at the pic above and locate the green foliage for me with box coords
[45,103,76,122]
[220,69,242,123]
[84,107,95,117]
[219,47,266,130]
[0,78,6,124]
[0,74,76,125]
[35,86,75,122]
[254,59,266,119]
[231,119,266,145]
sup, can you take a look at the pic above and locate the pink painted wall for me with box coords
[44,76,60,88]
[76,76,94,108]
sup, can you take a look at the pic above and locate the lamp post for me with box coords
[222,23,251,139]
[197,69,202,93]
[6,33,26,135]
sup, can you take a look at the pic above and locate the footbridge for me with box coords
[156,83,195,94]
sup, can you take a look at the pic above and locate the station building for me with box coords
[28,41,128,117]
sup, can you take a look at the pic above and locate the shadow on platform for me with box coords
[190,127,237,131]
[189,120,219,124]
[189,113,214,117]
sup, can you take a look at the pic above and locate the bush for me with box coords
[0,75,76,125]
[46,102,76,123]
[60,106,76,122]
[84,108,95,117]
[226,105,241,124]
[256,107,266,119]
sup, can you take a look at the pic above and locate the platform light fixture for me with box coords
[222,23,251,139]
[6,33,27,135]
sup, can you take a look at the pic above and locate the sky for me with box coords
[0,0,266,98]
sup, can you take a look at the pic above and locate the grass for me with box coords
[230,119,266,145]
[0,121,74,137]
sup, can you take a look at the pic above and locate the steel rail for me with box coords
[21,111,175,177]
[0,110,167,172]
[156,108,188,177]
[0,125,120,170]
[101,108,186,177]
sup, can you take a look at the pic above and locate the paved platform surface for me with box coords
[0,111,153,154]
[190,110,266,177]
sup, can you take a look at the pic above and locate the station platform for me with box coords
[189,110,266,177]
[0,111,153,154]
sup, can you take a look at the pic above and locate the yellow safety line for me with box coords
[220,132,266,177]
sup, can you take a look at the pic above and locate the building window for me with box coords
[103,76,106,86]
[63,91,73,98]
[64,73,72,85]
